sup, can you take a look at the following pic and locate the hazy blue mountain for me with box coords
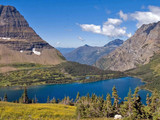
[56,47,75,55]
[64,39,123,65]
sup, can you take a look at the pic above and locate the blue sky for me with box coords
[0,0,160,48]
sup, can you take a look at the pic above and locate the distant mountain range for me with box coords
[63,39,123,65]
[56,47,75,55]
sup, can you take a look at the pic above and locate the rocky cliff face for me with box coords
[0,5,65,65]
[95,21,160,71]
[64,39,123,65]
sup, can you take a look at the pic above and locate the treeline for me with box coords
[57,61,124,77]
[1,86,159,120]
[75,87,160,120]
[0,62,125,87]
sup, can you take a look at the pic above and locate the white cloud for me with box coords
[104,18,122,25]
[131,6,160,28]
[78,36,85,41]
[80,24,101,34]
[80,18,130,38]
[119,10,128,21]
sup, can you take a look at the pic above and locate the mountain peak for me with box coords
[0,5,65,65]
[95,21,160,71]
[104,39,123,47]
[84,44,90,47]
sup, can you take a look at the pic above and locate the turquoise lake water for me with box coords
[0,77,151,104]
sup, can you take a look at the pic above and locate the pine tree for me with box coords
[76,92,80,100]
[52,97,57,103]
[112,86,120,113]
[20,87,29,104]
[144,94,152,120]
[125,88,132,117]
[76,92,80,103]
[132,87,144,119]
[150,89,159,113]
[47,96,50,103]
[87,93,90,104]
[146,93,151,106]
[103,93,113,117]
[34,95,38,103]
[4,93,7,102]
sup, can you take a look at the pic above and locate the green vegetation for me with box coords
[76,87,160,120]
[0,86,160,120]
[127,53,160,91]
[0,102,76,120]
[0,62,124,86]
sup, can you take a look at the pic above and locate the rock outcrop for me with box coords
[0,5,65,65]
[95,21,160,71]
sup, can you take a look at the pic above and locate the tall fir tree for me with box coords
[150,89,159,113]
[132,87,144,119]
[103,93,113,117]
[4,93,7,102]
[112,86,120,113]
[47,96,50,103]
[76,92,80,103]
[146,93,151,106]
[20,87,29,104]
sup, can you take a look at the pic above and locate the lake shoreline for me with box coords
[0,77,151,104]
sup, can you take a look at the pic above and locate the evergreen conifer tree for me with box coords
[112,86,120,113]
[47,96,50,103]
[103,93,113,117]
[4,93,7,102]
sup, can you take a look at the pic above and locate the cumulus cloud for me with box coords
[80,24,101,34]
[80,18,131,38]
[131,6,160,28]
[119,10,128,21]
[104,18,122,25]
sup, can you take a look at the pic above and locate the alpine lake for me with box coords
[0,77,151,104]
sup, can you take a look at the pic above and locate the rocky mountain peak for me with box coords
[0,5,64,65]
[95,21,160,71]
[104,39,123,47]
[0,5,42,42]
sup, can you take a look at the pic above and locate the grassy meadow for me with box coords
[0,102,116,120]
[0,102,76,120]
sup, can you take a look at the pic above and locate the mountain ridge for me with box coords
[0,5,65,65]
[64,39,123,65]
[95,21,160,71]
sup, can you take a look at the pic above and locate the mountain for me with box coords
[56,47,75,55]
[126,53,160,91]
[95,21,160,71]
[0,5,65,65]
[64,39,123,65]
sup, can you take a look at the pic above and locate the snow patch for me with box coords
[0,37,11,40]
[32,48,41,55]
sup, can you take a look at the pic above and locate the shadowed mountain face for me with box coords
[64,39,123,65]
[0,5,65,65]
[95,21,160,71]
